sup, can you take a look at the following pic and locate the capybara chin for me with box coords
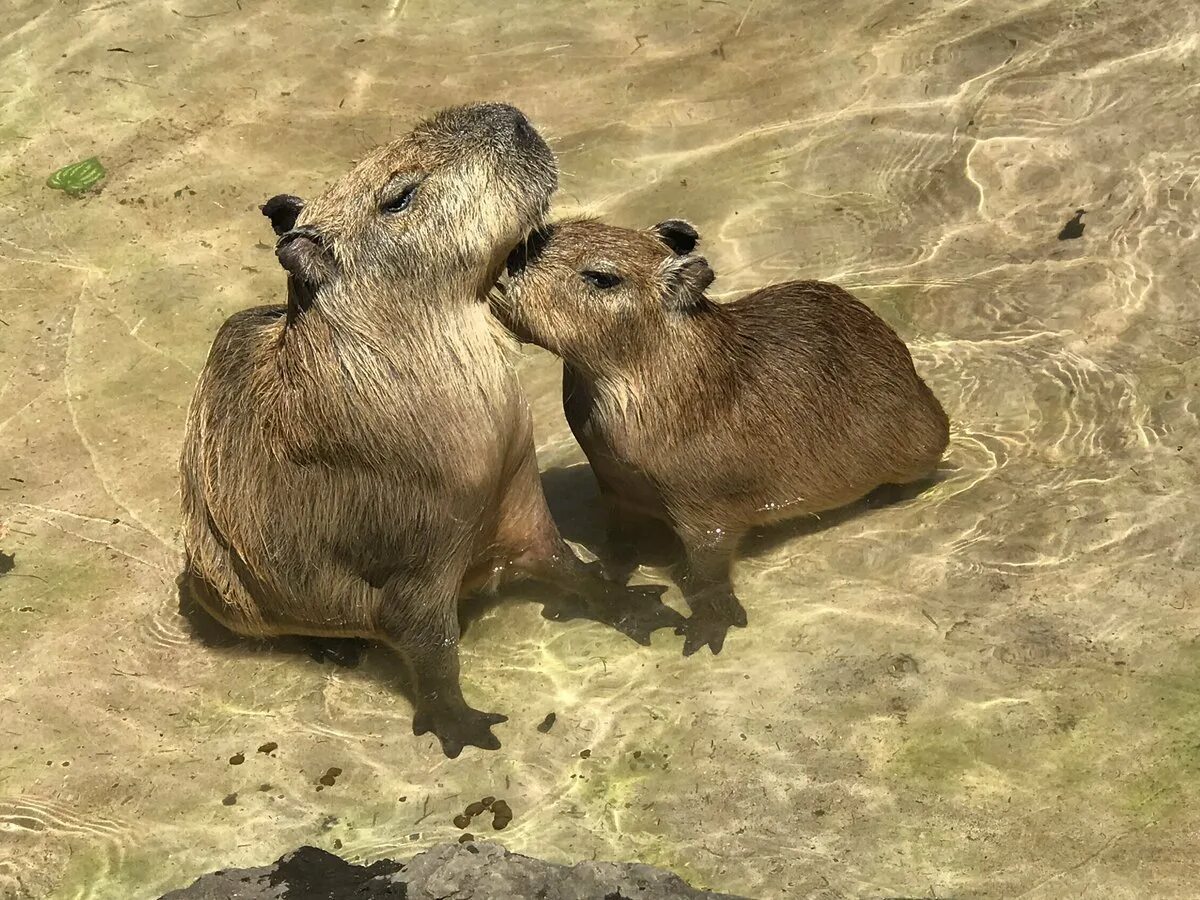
[179,105,677,759]
[494,217,950,656]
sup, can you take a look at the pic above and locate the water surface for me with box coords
[2,1,1198,897]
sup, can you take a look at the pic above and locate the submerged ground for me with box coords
[1,1,1198,897]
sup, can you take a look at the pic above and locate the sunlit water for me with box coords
[2,1,1198,897]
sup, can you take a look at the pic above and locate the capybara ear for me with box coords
[651,219,700,256]
[261,194,306,236]
[661,255,715,311]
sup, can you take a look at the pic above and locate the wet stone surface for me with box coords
[159,841,746,899]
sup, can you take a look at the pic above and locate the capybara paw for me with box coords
[676,597,747,656]
[413,705,508,759]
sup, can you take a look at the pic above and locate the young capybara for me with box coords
[179,105,677,758]
[494,218,950,656]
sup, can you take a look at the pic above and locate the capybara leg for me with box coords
[379,585,506,759]
[675,530,748,657]
[600,496,657,586]
[495,460,682,643]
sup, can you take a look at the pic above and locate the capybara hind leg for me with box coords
[676,528,748,657]
[379,583,506,759]
[179,561,265,638]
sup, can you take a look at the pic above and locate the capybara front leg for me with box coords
[379,584,506,759]
[676,529,748,657]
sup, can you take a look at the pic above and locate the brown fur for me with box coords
[494,218,950,655]
[179,106,676,758]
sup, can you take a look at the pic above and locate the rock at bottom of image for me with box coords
[159,839,750,900]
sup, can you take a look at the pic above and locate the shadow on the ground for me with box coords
[541,460,954,571]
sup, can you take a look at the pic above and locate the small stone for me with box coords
[229,752,245,765]
[222,793,238,806]
[453,814,471,829]
[318,767,342,787]
[457,833,474,844]
[536,712,557,733]
[464,801,486,817]
[257,742,278,754]
[579,749,591,759]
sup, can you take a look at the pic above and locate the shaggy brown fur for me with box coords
[179,106,676,758]
[494,218,950,656]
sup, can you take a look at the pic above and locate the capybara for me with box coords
[180,106,676,757]
[494,218,949,656]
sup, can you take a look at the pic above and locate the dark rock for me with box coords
[160,846,404,899]
[159,840,749,899]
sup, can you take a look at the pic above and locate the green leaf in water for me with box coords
[46,157,106,195]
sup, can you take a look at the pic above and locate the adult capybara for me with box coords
[179,106,675,757]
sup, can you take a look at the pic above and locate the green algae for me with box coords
[47,157,106,195]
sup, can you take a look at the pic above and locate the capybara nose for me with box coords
[506,226,551,277]
[469,103,538,148]
[505,243,527,278]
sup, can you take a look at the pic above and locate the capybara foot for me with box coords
[677,589,748,656]
[413,703,508,759]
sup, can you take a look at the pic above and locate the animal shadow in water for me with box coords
[541,463,680,568]
[744,466,952,557]
[174,517,672,718]
[541,461,954,573]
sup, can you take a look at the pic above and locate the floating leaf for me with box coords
[47,157,106,195]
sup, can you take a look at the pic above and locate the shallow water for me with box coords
[2,1,1199,897]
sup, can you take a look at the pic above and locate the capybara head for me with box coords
[495,218,715,371]
[262,103,557,302]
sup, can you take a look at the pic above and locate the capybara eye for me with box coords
[581,270,621,290]
[380,183,418,215]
